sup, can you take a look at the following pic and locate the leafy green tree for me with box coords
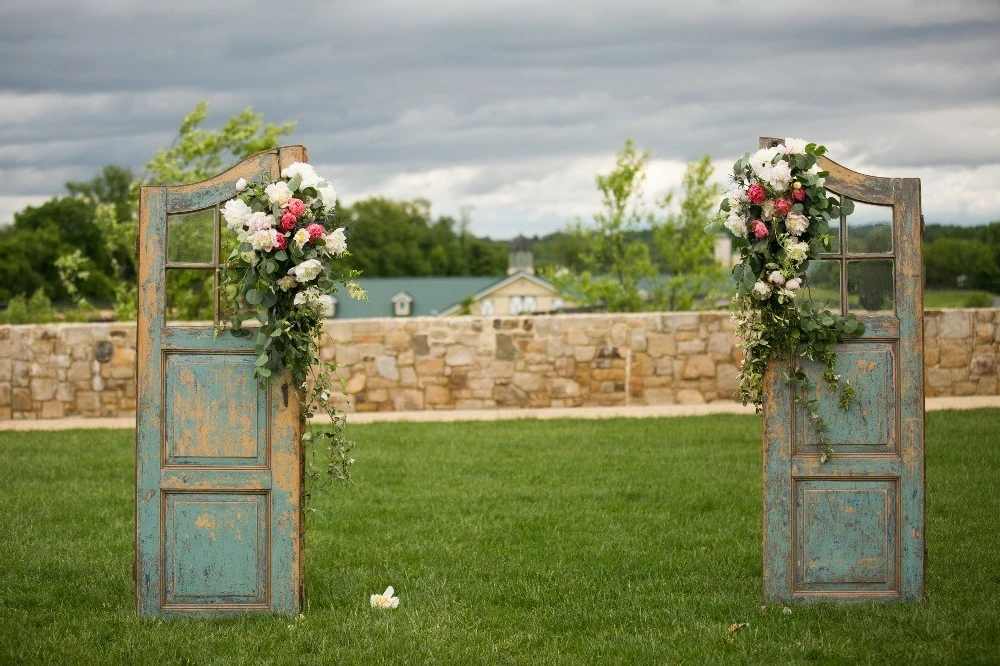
[547,139,659,312]
[653,155,725,310]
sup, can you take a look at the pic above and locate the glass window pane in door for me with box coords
[846,201,893,254]
[802,260,842,314]
[167,208,216,264]
[847,260,894,313]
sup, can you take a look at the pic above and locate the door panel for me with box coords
[761,138,924,602]
[136,147,307,617]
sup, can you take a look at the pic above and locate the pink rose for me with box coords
[306,223,325,241]
[748,183,766,204]
[791,188,806,203]
[751,219,769,239]
[286,198,306,217]
[280,212,297,230]
[774,198,792,215]
[274,233,288,250]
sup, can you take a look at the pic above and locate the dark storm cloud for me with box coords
[1,0,999,231]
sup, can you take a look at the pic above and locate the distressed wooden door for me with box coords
[761,138,925,601]
[136,147,306,617]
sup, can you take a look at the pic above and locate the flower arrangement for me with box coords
[715,139,863,461]
[220,162,366,492]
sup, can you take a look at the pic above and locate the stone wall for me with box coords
[1,309,997,420]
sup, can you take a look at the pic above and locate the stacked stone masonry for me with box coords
[1,310,997,420]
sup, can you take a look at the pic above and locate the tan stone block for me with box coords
[683,356,716,379]
[925,343,939,367]
[415,357,445,375]
[554,357,575,377]
[393,389,424,411]
[0,358,10,381]
[345,373,367,394]
[574,346,597,362]
[334,345,360,366]
[67,361,91,382]
[513,372,543,392]
[40,401,65,419]
[0,407,10,420]
[970,354,997,376]
[425,385,451,405]
[978,376,998,395]
[549,378,581,398]
[76,391,101,412]
[496,384,527,406]
[0,383,9,408]
[716,363,739,394]
[676,389,706,405]
[376,356,400,380]
[30,379,57,401]
[926,368,958,389]
[708,332,732,357]
[527,391,551,408]
[567,330,589,346]
[677,339,707,355]
[976,323,995,344]
[661,313,700,331]
[631,353,651,376]
[654,359,673,377]
[385,330,410,347]
[938,311,971,339]
[610,322,629,347]
[112,346,135,366]
[939,340,970,369]
[365,389,389,403]
[56,383,75,402]
[954,382,977,396]
[110,365,133,380]
[445,346,474,366]
[455,399,485,410]
[646,334,676,358]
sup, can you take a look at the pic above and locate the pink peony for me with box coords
[791,188,806,203]
[286,198,306,217]
[274,233,288,250]
[751,219,769,239]
[748,183,766,204]
[280,212,297,230]
[306,223,325,241]
[774,198,792,215]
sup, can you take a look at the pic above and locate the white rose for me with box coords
[323,227,347,254]
[785,278,802,291]
[235,177,247,192]
[761,199,776,221]
[280,162,321,189]
[752,280,772,300]
[265,181,293,205]
[768,271,785,286]
[249,229,279,251]
[246,211,275,232]
[315,294,335,317]
[750,146,783,179]
[785,213,810,236]
[222,198,251,230]
[240,250,258,265]
[293,228,310,248]
[725,212,747,238]
[783,138,808,155]
[289,258,322,283]
[725,185,747,211]
[766,161,793,192]
[315,182,337,210]
[784,239,810,264]
[276,276,297,292]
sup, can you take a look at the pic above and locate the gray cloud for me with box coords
[1,0,999,231]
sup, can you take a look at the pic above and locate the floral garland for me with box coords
[716,139,863,461]
[219,162,366,495]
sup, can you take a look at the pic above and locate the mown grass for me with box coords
[1,410,999,665]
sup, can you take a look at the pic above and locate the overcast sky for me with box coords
[1,0,999,238]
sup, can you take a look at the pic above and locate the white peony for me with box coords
[240,250,258,265]
[323,227,348,254]
[246,211,275,232]
[725,212,747,238]
[370,586,399,609]
[768,271,785,286]
[222,198,251,230]
[235,177,247,192]
[784,239,810,264]
[766,161,793,192]
[785,278,802,291]
[280,162,321,189]
[249,228,280,251]
[785,213,810,236]
[783,138,808,155]
[750,146,783,180]
[276,276,297,292]
[289,258,322,283]
[725,185,747,211]
[293,228,310,248]
[315,182,337,210]
[265,181,293,206]
[752,280,772,300]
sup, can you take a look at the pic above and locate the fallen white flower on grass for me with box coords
[782,606,793,615]
[370,586,400,609]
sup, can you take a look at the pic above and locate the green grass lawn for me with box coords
[2,411,999,665]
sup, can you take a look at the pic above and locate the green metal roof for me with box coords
[332,276,500,319]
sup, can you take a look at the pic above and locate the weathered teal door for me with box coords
[762,138,925,601]
[136,147,306,616]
